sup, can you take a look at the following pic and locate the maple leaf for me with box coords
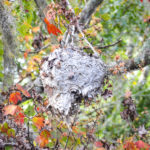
[9,92,22,104]
[36,130,51,147]
[135,140,150,150]
[44,18,61,36]
[16,84,31,97]
[32,117,45,130]
[3,105,18,116]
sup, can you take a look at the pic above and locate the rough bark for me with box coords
[34,0,47,20]
[79,0,104,26]
[0,1,18,92]
[123,39,150,72]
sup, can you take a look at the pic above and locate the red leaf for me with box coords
[140,0,143,2]
[16,84,31,97]
[135,140,150,150]
[44,18,61,36]
[123,140,138,150]
[14,107,25,125]
[9,92,22,104]
[95,141,103,148]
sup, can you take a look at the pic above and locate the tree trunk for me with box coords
[0,1,18,92]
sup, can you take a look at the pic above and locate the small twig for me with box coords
[27,117,35,149]
[77,25,99,57]
[96,39,122,49]
[64,111,79,150]
[21,43,51,54]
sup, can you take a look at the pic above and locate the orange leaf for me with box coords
[24,49,31,59]
[51,44,59,52]
[96,148,106,150]
[24,52,28,59]
[36,130,51,147]
[16,84,31,97]
[9,92,22,104]
[135,140,150,150]
[3,105,18,116]
[32,26,40,33]
[123,141,138,150]
[44,18,49,24]
[32,117,45,130]
[44,18,61,36]
[24,35,33,42]
[72,126,78,134]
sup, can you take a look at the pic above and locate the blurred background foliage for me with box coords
[0,0,150,148]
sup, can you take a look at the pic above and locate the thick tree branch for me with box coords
[124,48,150,72]
[79,0,104,26]
[108,39,150,74]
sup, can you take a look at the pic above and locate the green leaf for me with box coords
[101,14,111,21]
[7,128,15,137]
[5,146,13,150]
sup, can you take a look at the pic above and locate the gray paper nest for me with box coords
[40,46,106,115]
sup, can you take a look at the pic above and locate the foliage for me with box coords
[0,0,150,149]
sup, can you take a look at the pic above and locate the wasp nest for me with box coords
[40,46,106,115]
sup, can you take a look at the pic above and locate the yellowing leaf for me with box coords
[23,22,32,29]
[101,14,110,21]
[4,0,12,6]
[36,130,51,147]
[32,117,44,130]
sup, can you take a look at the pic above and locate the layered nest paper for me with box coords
[40,46,106,115]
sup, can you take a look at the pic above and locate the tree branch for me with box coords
[108,39,150,74]
[96,39,122,49]
[79,0,104,26]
